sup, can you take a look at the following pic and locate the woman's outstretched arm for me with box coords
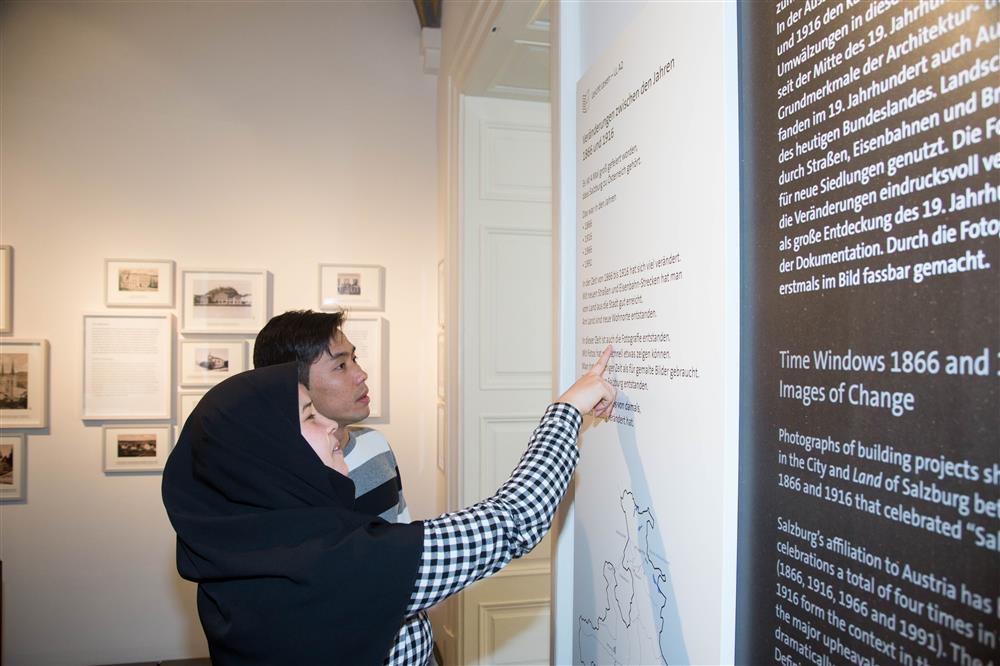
[405,346,615,614]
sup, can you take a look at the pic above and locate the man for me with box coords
[253,309,409,523]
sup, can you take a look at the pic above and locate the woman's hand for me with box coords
[557,345,616,418]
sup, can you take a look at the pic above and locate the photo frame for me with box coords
[0,339,49,428]
[0,246,12,334]
[0,433,26,501]
[104,258,175,307]
[182,269,269,334]
[102,425,172,473]
[177,390,208,431]
[83,313,173,421]
[319,264,384,312]
[340,315,387,419]
[179,339,248,387]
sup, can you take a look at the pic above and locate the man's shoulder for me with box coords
[346,427,394,458]
[350,426,389,445]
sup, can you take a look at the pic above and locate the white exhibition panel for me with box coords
[557,2,740,664]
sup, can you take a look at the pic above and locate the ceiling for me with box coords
[413,0,550,101]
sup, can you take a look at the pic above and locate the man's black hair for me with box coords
[253,310,344,387]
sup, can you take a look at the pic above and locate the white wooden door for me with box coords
[456,94,552,665]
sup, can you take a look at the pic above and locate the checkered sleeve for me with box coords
[405,403,582,615]
[383,611,433,666]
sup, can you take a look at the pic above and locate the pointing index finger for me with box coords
[589,345,613,376]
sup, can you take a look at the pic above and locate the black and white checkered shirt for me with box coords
[383,403,582,665]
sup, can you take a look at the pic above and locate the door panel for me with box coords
[457,94,552,665]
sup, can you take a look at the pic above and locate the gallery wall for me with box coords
[0,2,440,664]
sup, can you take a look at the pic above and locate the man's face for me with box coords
[304,331,370,427]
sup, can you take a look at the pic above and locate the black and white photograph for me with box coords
[104,259,174,307]
[336,273,362,295]
[0,434,26,501]
[182,270,268,334]
[179,340,247,386]
[103,425,171,473]
[319,264,384,311]
[0,340,48,428]
[118,268,159,292]
[116,434,157,458]
[0,245,11,333]
[192,281,253,318]
[197,348,229,371]
[0,442,16,483]
[0,352,28,409]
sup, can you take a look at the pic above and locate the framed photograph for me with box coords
[340,316,387,419]
[104,259,174,307]
[103,425,172,473]
[83,314,173,420]
[178,390,208,430]
[179,339,247,387]
[0,433,26,501]
[182,269,269,334]
[0,245,12,334]
[319,264,385,312]
[0,339,49,428]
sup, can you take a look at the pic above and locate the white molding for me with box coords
[479,414,536,494]
[479,227,552,390]
[479,121,552,202]
[478,598,551,664]
[420,27,441,74]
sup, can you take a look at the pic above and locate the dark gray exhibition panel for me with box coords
[738,1,999,665]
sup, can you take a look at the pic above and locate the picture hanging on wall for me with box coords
[319,264,385,312]
[177,390,208,431]
[182,269,269,334]
[340,315,387,419]
[0,245,12,334]
[0,339,49,428]
[0,433,26,501]
[179,339,248,387]
[82,314,173,421]
[102,425,172,473]
[104,258,175,307]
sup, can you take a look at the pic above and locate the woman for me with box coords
[162,346,615,665]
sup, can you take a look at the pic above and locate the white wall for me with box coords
[0,2,439,663]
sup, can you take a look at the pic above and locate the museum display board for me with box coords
[737,1,999,664]
[571,4,739,664]
[565,1,998,664]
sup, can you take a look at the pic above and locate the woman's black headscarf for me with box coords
[162,362,423,665]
